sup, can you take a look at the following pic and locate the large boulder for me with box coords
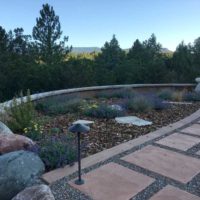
[0,134,36,154]
[0,150,45,200]
[0,121,13,135]
[195,77,200,92]
[12,184,55,200]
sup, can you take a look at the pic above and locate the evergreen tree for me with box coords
[171,41,195,82]
[10,28,31,55]
[95,35,125,84]
[143,33,161,58]
[127,39,144,61]
[32,3,71,64]
[193,37,200,68]
[0,26,9,53]
[97,35,125,70]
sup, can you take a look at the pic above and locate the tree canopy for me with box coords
[0,4,200,102]
[32,3,71,65]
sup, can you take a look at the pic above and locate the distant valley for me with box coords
[72,47,173,54]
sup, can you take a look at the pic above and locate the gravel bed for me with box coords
[42,103,200,158]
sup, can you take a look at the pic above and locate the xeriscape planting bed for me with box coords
[29,88,200,171]
[39,102,200,156]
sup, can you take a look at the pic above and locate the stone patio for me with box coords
[122,145,200,183]
[69,163,154,200]
[45,109,200,200]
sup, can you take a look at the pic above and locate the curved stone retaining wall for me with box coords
[0,83,195,113]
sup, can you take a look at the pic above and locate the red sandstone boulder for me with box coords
[0,134,35,154]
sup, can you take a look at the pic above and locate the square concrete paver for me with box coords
[155,133,200,151]
[122,145,200,183]
[181,124,200,136]
[150,185,200,200]
[69,162,154,200]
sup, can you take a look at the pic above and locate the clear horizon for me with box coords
[1,0,200,51]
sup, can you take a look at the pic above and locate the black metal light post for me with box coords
[68,123,90,185]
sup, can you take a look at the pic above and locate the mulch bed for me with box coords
[39,102,200,158]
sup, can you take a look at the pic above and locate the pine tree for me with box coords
[127,39,144,60]
[95,35,125,84]
[32,3,71,65]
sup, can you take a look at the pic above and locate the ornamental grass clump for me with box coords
[125,96,153,112]
[83,104,125,119]
[6,90,35,132]
[171,91,184,102]
[35,98,84,115]
[157,89,173,100]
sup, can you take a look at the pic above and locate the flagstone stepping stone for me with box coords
[73,120,94,125]
[150,185,200,200]
[115,116,152,126]
[69,162,154,200]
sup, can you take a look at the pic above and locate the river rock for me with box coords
[0,150,45,200]
[12,184,55,200]
[0,121,13,135]
[0,134,35,154]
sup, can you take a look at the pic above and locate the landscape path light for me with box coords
[68,123,90,185]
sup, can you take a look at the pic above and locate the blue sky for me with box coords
[1,0,200,50]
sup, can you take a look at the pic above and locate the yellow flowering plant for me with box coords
[80,102,99,112]
[24,121,44,141]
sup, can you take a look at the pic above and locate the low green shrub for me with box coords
[6,90,35,132]
[36,98,84,115]
[39,133,77,171]
[157,89,173,100]
[125,96,153,112]
[150,97,169,110]
[183,92,200,101]
[83,104,125,119]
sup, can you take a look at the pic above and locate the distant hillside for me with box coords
[72,47,173,54]
[72,47,101,53]
[160,48,173,54]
